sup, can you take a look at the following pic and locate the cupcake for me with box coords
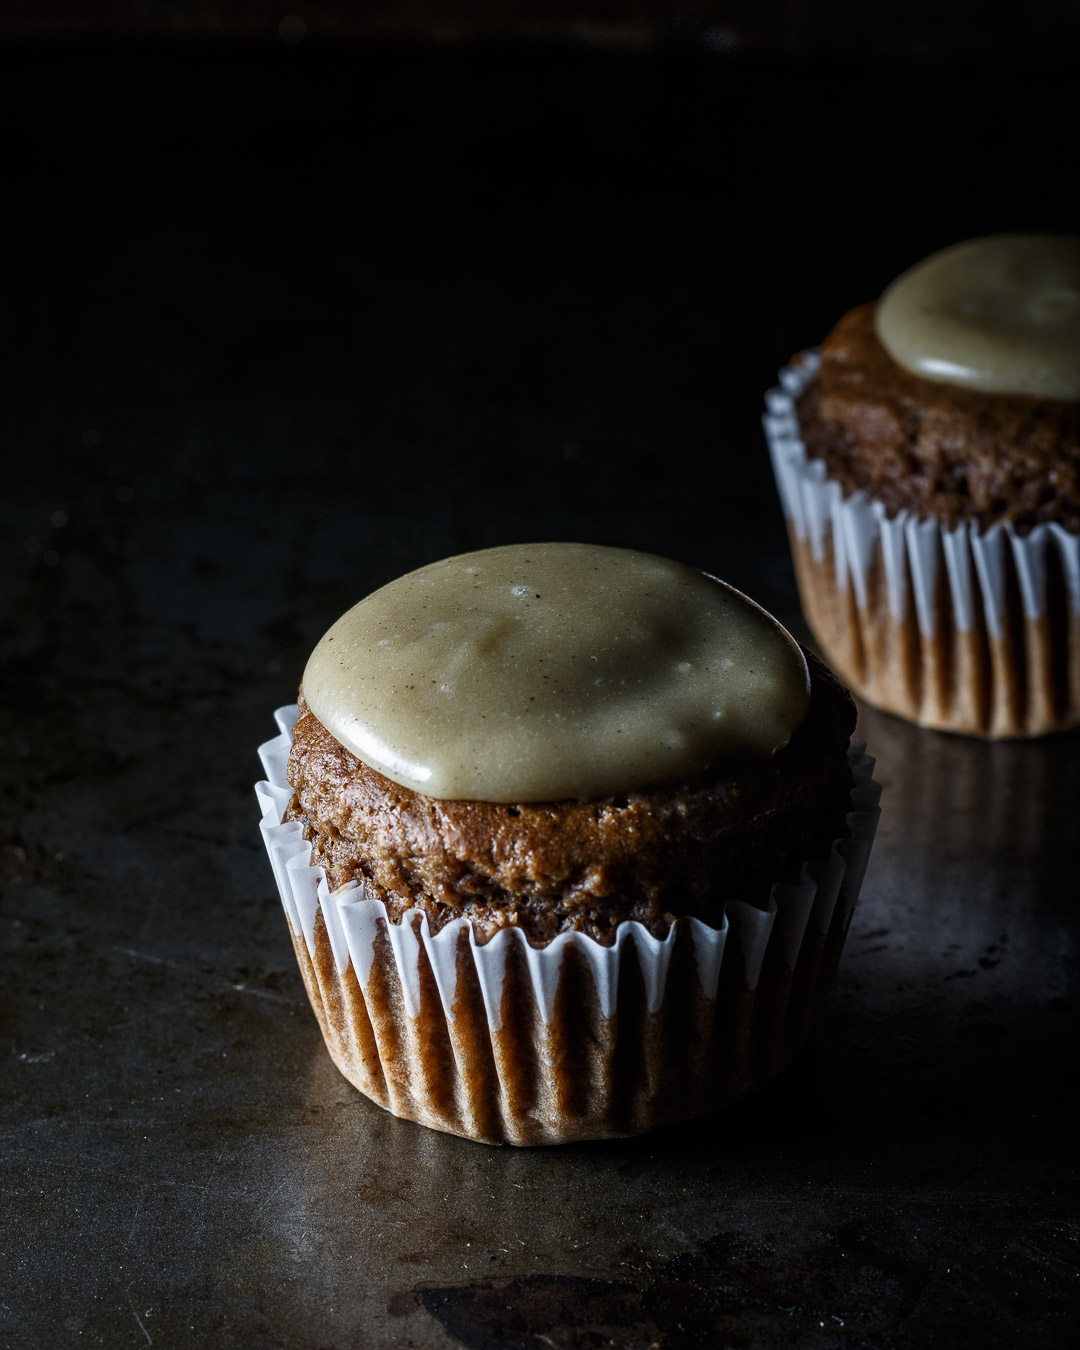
[765,234,1080,737]
[255,543,880,1145]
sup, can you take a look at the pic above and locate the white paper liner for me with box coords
[256,706,880,1142]
[764,352,1080,641]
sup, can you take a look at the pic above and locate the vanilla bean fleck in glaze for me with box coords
[876,234,1080,401]
[302,543,810,802]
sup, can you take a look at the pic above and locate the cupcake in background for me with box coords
[256,544,880,1145]
[765,235,1080,737]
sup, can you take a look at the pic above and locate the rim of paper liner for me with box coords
[764,352,1080,737]
[257,705,881,1145]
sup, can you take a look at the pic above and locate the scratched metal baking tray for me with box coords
[3,39,1078,1350]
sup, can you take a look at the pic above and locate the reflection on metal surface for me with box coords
[849,705,1079,1003]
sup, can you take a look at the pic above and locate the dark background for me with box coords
[2,6,1078,1348]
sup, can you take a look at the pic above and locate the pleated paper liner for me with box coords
[765,352,1080,737]
[257,706,880,1145]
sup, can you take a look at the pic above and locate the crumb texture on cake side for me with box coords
[284,650,857,945]
[796,304,1080,536]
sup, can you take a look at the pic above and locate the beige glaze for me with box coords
[302,543,810,802]
[876,234,1080,401]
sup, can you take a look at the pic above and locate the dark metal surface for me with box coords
[2,41,1078,1349]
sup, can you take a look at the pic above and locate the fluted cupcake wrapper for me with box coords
[765,354,1080,736]
[256,705,881,1145]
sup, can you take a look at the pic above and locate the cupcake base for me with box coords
[257,707,880,1146]
[767,355,1080,738]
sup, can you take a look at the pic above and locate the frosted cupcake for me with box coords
[256,543,880,1144]
[765,234,1080,736]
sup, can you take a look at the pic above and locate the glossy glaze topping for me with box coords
[876,235,1080,401]
[302,543,810,802]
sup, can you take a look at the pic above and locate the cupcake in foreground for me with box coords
[765,234,1080,737]
[255,543,879,1145]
